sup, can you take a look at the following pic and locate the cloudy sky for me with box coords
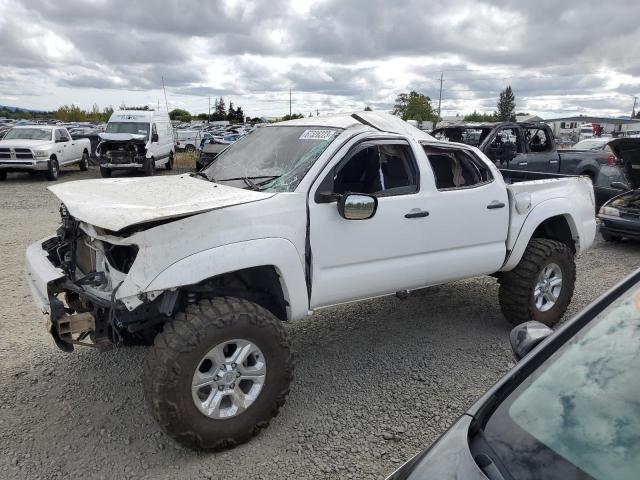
[1,0,639,119]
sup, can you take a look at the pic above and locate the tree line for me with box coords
[392,85,518,124]
[169,97,249,123]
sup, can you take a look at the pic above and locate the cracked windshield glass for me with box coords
[202,126,341,191]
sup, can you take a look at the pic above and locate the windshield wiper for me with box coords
[214,176,280,190]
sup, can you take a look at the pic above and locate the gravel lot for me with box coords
[1,167,639,480]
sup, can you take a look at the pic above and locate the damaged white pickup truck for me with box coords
[25,112,596,450]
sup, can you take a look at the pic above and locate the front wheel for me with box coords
[498,238,575,327]
[143,157,156,176]
[0,171,6,181]
[46,158,59,181]
[165,152,174,170]
[79,151,89,171]
[143,297,294,451]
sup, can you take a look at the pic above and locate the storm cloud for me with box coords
[0,0,639,117]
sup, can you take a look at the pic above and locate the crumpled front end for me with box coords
[25,205,170,352]
[97,138,147,169]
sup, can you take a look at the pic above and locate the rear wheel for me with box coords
[0,171,6,181]
[165,151,174,170]
[143,297,294,451]
[499,238,575,327]
[46,158,59,181]
[601,231,622,242]
[144,157,156,176]
[79,151,89,171]
[100,166,112,178]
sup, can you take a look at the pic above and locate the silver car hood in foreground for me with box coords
[48,175,274,231]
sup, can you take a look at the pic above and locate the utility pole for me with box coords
[632,96,638,119]
[289,88,292,117]
[436,71,443,128]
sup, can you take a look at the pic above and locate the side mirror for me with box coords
[151,133,159,142]
[611,182,629,191]
[338,193,378,220]
[509,321,553,361]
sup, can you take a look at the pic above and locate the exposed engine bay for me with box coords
[96,138,147,166]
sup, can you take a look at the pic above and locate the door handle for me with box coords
[405,209,429,218]
[518,161,527,166]
[487,201,506,209]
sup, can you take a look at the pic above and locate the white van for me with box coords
[97,110,175,177]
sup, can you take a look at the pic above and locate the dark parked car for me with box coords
[432,123,635,205]
[388,268,640,480]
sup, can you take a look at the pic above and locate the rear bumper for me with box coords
[0,159,49,171]
[599,215,640,240]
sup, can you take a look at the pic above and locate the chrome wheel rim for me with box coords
[534,263,562,312]
[191,339,266,419]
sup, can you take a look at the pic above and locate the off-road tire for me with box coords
[0,171,6,181]
[144,157,156,176]
[46,158,59,181]
[143,297,294,451]
[99,166,111,178]
[498,238,575,327]
[185,144,196,153]
[165,152,174,170]
[79,151,89,171]
[601,231,622,242]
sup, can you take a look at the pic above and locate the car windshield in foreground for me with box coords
[573,140,606,150]
[3,128,51,140]
[483,281,640,480]
[105,122,150,137]
[202,125,342,192]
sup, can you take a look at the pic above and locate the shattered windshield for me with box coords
[3,128,51,140]
[432,127,491,147]
[105,122,150,138]
[202,126,341,192]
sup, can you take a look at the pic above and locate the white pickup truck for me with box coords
[25,112,596,450]
[0,125,91,181]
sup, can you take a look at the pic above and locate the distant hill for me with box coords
[0,104,53,119]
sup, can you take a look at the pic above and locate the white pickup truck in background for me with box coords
[0,125,91,181]
[25,112,596,451]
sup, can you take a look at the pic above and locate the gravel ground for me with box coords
[1,166,639,480]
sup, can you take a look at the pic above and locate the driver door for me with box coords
[309,138,433,308]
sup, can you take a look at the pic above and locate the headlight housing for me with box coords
[599,206,620,217]
[33,150,48,158]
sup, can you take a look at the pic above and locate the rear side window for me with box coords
[331,142,418,196]
[525,127,552,152]
[423,146,493,190]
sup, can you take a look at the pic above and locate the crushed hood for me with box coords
[98,132,147,142]
[48,175,274,231]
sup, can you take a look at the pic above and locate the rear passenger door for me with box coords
[420,143,509,277]
[519,126,558,172]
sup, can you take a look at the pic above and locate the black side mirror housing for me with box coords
[151,133,159,142]
[509,321,553,361]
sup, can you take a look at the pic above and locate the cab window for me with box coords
[485,127,521,164]
[330,142,418,197]
[424,145,493,190]
[525,127,552,152]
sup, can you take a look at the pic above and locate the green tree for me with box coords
[392,91,436,123]
[364,105,372,111]
[282,113,304,120]
[169,108,191,122]
[213,97,226,120]
[464,110,497,122]
[496,86,516,122]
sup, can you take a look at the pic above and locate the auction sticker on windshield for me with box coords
[299,129,336,141]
